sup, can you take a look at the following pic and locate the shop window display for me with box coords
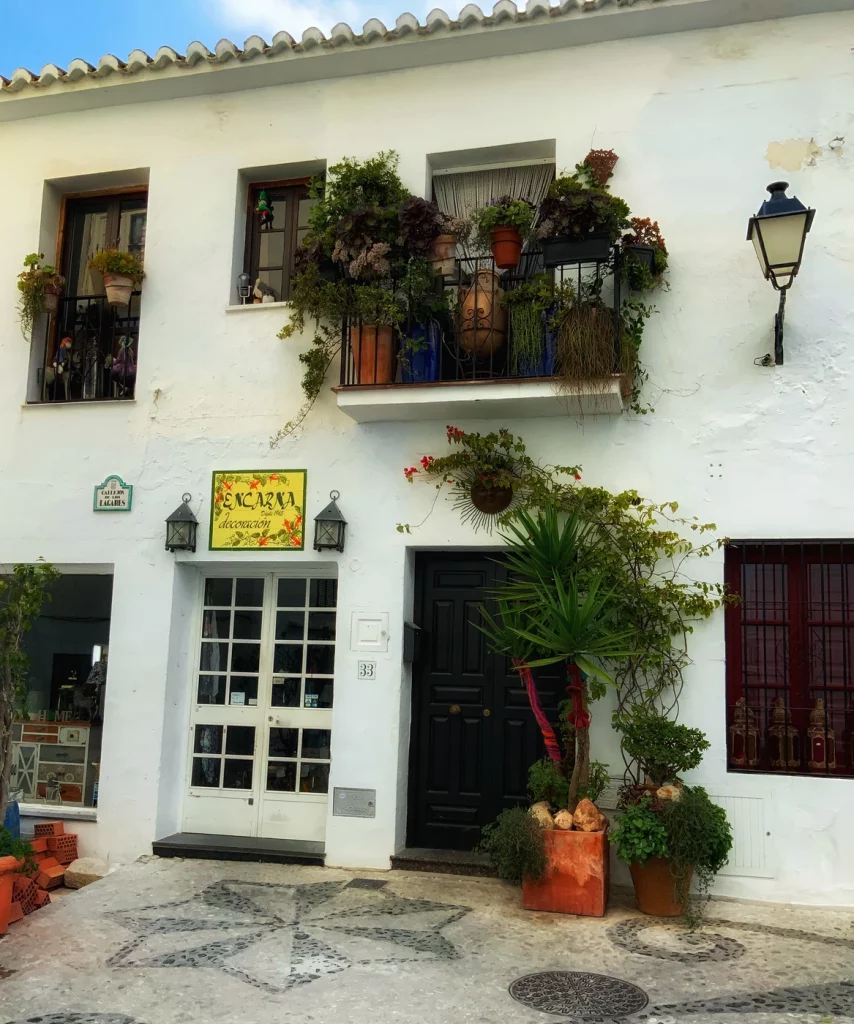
[9,574,113,808]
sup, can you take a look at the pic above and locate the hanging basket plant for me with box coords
[17,253,65,339]
[402,426,549,532]
[88,249,144,306]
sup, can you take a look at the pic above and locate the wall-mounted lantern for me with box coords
[237,272,252,305]
[314,490,347,552]
[166,493,199,553]
[747,181,815,365]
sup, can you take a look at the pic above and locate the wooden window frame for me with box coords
[244,178,312,303]
[725,540,854,778]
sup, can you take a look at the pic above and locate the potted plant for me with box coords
[398,197,469,277]
[621,217,669,291]
[471,196,535,270]
[502,275,575,377]
[536,151,630,266]
[349,283,402,385]
[611,785,732,922]
[0,828,33,934]
[17,253,66,338]
[477,505,637,916]
[88,249,144,306]
[617,704,710,790]
[398,259,450,384]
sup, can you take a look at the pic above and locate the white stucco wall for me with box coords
[1,9,854,904]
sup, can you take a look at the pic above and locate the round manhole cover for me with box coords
[509,971,649,1019]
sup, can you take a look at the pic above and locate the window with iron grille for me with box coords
[244,181,315,303]
[38,190,147,404]
[725,541,854,778]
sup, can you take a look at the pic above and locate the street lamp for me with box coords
[313,491,347,552]
[166,494,199,553]
[747,181,815,365]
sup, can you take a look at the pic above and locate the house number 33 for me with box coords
[357,661,376,680]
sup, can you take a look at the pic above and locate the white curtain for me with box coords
[433,162,555,260]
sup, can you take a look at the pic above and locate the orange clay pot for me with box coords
[522,828,609,917]
[0,857,22,935]
[629,856,693,917]
[490,226,523,270]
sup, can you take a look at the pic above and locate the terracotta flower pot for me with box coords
[103,273,135,307]
[0,857,22,935]
[429,234,457,277]
[459,268,506,357]
[629,856,693,917]
[43,281,62,313]
[350,324,394,384]
[471,482,513,515]
[490,226,523,270]
[522,829,609,917]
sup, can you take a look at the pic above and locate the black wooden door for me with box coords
[408,553,562,850]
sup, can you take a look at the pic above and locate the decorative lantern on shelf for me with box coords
[728,697,760,768]
[165,493,199,553]
[807,697,836,773]
[313,490,347,553]
[237,273,251,304]
[768,696,801,770]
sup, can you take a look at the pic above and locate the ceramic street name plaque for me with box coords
[94,475,133,512]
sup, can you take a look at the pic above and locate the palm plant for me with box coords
[479,505,636,807]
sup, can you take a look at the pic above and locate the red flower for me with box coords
[215,493,223,503]
[268,473,279,482]
[223,480,232,490]
[291,535,301,547]
[420,455,435,470]
[293,514,302,528]
[257,536,269,546]
[446,425,464,441]
[249,479,260,490]
[574,472,582,481]
[404,466,419,482]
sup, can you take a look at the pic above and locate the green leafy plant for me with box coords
[502,275,574,375]
[622,218,669,291]
[471,196,535,249]
[0,827,35,872]
[617,705,710,786]
[582,760,611,804]
[0,562,60,822]
[537,174,630,244]
[88,249,144,284]
[528,756,569,809]
[478,806,546,883]
[17,253,65,339]
[612,788,733,926]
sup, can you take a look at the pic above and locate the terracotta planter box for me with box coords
[522,829,609,917]
[0,857,20,935]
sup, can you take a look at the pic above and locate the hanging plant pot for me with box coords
[541,233,612,267]
[43,280,63,314]
[471,482,513,515]
[350,324,395,385]
[103,273,135,307]
[629,857,693,917]
[459,268,507,357]
[429,234,457,277]
[490,226,523,270]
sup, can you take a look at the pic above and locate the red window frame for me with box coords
[725,541,854,778]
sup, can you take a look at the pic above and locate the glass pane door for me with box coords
[258,577,336,842]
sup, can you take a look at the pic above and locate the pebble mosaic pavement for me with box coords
[0,857,852,1024]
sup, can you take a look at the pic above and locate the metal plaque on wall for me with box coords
[333,787,376,818]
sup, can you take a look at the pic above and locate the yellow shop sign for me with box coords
[210,470,306,551]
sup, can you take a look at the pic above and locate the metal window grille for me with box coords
[725,541,854,778]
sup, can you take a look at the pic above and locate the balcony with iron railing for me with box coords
[334,246,631,423]
[36,293,140,403]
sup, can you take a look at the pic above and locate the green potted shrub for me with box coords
[502,275,575,378]
[471,196,535,270]
[617,704,710,789]
[0,828,34,934]
[17,253,65,338]
[536,151,630,266]
[88,249,144,306]
[611,787,732,922]
[621,217,669,291]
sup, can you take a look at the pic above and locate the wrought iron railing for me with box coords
[38,294,140,403]
[338,247,624,388]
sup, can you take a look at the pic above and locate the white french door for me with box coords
[183,573,336,842]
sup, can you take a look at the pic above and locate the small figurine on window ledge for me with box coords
[255,190,274,231]
[253,278,277,304]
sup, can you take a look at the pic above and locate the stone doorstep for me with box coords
[390,847,497,878]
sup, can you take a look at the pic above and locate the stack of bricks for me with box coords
[9,821,79,922]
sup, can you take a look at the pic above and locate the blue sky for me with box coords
[0,0,461,77]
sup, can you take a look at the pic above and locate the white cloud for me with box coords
[212,0,466,39]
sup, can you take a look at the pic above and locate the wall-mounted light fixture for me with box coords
[237,272,252,305]
[747,181,815,365]
[314,490,347,552]
[166,493,199,553]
